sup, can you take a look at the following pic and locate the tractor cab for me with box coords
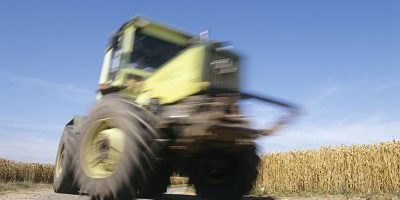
[98,16,240,105]
[98,17,196,98]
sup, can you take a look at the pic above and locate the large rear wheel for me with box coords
[74,95,168,200]
[189,146,260,200]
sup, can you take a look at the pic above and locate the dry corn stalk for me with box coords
[0,158,53,183]
[255,141,400,195]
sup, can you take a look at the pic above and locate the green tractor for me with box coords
[53,16,298,200]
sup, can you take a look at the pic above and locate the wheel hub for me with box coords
[81,119,126,178]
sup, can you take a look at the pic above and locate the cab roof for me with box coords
[120,16,197,46]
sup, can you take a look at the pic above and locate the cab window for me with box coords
[130,30,185,72]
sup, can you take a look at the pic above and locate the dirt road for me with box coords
[0,187,398,200]
[0,187,88,200]
[0,187,273,200]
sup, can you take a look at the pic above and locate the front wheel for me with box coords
[74,95,168,200]
[189,146,260,200]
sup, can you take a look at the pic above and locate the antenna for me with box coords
[199,30,209,41]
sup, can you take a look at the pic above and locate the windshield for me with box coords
[130,30,185,72]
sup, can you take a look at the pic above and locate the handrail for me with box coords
[240,92,300,136]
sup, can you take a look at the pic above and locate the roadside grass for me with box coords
[0,181,50,194]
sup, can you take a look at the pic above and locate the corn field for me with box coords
[0,141,399,195]
[255,141,400,195]
[0,159,53,183]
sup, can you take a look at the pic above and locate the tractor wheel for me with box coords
[53,125,80,194]
[189,145,260,200]
[74,95,168,200]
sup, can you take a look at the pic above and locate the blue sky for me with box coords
[0,0,399,163]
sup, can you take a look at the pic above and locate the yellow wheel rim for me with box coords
[55,143,64,178]
[81,119,126,178]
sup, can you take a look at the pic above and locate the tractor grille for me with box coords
[203,50,239,92]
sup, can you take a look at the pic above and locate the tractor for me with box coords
[53,16,298,200]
